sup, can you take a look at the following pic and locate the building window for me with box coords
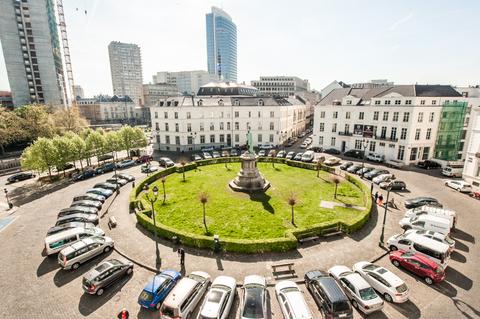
[210,123,214,131]
[418,112,423,123]
[319,123,324,132]
[248,111,251,118]
[344,124,350,133]
[319,136,324,145]
[154,111,158,119]
[220,122,224,130]
[332,123,337,133]
[320,111,325,118]
[234,134,239,142]
[258,134,262,142]
[397,146,405,160]
[369,141,376,152]
[164,123,169,131]
[187,136,193,144]
[373,111,379,121]
[220,134,225,143]
[175,136,180,145]
[422,147,430,160]
[405,100,412,105]
[187,123,192,132]
[400,128,407,140]
[432,100,437,105]
[174,112,178,119]
[381,126,387,138]
[199,123,204,131]
[410,147,418,161]
[355,140,362,149]
[200,135,205,143]
[346,100,352,105]
[391,127,397,140]
[175,123,179,132]
[426,128,432,140]
[359,112,364,120]
[165,136,170,144]
[227,122,231,130]
[429,112,434,122]
[395,100,401,105]
[164,112,168,119]
[415,129,421,140]
[392,112,399,122]
[210,135,215,143]
[383,112,389,121]
[403,112,410,122]
[156,135,160,144]
[235,111,239,118]
[270,111,275,118]
[268,134,273,142]
[187,112,191,119]
[331,137,336,146]
[345,112,351,119]
[333,111,338,119]
[375,100,381,105]
[155,122,159,130]
[420,100,425,105]
[385,100,391,105]
[269,122,274,130]
[258,99,264,106]
[235,122,239,130]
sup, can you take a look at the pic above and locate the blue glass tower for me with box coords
[206,7,237,82]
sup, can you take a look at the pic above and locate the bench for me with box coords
[298,232,319,244]
[321,225,343,237]
[272,263,296,279]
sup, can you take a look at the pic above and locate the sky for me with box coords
[0,0,479,96]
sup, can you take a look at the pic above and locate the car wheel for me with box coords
[127,267,133,275]
[96,288,104,296]
[72,262,80,270]
[103,246,111,253]
[457,188,461,192]
[155,302,161,310]
[351,300,358,309]
[186,313,192,319]
[424,277,434,285]
[392,260,400,267]
[389,245,398,251]
[384,293,393,303]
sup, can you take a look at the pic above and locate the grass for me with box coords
[146,163,366,240]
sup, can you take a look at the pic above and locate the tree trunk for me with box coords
[334,184,338,198]
[47,166,51,178]
[0,144,5,156]
[162,184,166,204]
[317,168,320,177]
[182,168,185,182]
[291,206,295,225]
[203,204,207,231]
[79,157,84,171]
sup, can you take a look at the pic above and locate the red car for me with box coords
[135,154,153,163]
[389,250,445,285]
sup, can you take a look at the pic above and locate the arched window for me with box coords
[258,99,264,106]
[234,99,240,106]
[218,99,224,106]
[197,99,203,106]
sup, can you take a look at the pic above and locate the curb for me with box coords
[370,249,390,263]
[113,246,160,274]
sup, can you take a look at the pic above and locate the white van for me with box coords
[442,166,463,177]
[160,271,211,319]
[301,151,315,162]
[44,227,105,255]
[399,215,451,235]
[367,153,384,163]
[387,233,451,268]
[404,205,456,229]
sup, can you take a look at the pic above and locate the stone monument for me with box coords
[229,129,270,192]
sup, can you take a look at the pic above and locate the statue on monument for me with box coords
[246,128,254,154]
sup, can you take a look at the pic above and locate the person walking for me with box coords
[374,191,379,204]
[177,247,185,266]
[117,308,129,319]
[378,193,384,206]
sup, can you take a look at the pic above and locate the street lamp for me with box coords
[4,188,13,209]
[361,139,369,177]
[144,184,161,269]
[379,186,392,246]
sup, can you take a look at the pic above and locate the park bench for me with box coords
[298,232,319,244]
[272,262,296,279]
[321,225,343,237]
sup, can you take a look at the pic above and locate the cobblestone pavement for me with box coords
[0,160,478,319]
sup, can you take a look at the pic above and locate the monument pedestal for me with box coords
[229,152,270,192]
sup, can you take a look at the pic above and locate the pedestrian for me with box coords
[378,193,384,206]
[374,191,379,204]
[117,308,129,319]
[177,247,185,265]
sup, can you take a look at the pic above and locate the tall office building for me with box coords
[206,7,237,82]
[108,41,143,105]
[0,0,67,107]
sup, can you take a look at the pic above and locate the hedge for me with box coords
[130,160,373,253]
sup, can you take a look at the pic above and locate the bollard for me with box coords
[109,216,117,228]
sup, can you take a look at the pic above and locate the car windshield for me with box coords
[243,286,265,318]
[207,290,223,303]
[362,264,379,271]
[359,287,377,300]
[139,290,153,302]
[396,283,408,293]
[401,251,416,258]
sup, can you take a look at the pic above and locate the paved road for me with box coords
[0,156,478,318]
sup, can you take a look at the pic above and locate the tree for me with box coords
[14,104,54,141]
[85,130,106,163]
[65,132,87,171]
[79,128,94,166]
[21,137,57,177]
[104,131,123,163]
[180,160,187,182]
[0,108,25,155]
[52,135,75,176]
[316,156,325,178]
[51,106,89,134]
[199,192,209,232]
[332,177,341,199]
[161,177,167,204]
[287,193,297,226]
[119,126,147,158]
[270,150,276,168]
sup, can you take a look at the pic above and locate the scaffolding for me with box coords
[434,102,468,161]
[56,0,76,106]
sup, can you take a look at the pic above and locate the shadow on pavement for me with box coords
[349,204,379,242]
[389,300,421,318]
[137,307,160,319]
[10,179,73,206]
[451,298,480,319]
[450,250,467,263]
[78,273,132,316]
[445,267,473,291]
[454,239,470,253]
[451,229,475,244]
[36,255,60,277]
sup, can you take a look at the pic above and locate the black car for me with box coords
[339,162,353,170]
[404,197,442,209]
[364,169,389,180]
[98,154,114,161]
[95,163,116,174]
[308,146,323,152]
[379,180,407,191]
[7,172,35,183]
[324,148,341,155]
[356,167,373,176]
[72,169,96,181]
[346,164,362,173]
[343,149,364,159]
[305,270,353,319]
[46,222,96,236]
[416,160,441,169]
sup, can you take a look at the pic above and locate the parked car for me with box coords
[203,152,213,159]
[444,180,472,193]
[259,143,275,150]
[389,250,445,285]
[73,193,105,203]
[86,188,113,198]
[372,174,394,185]
[285,151,296,160]
[46,221,97,236]
[328,265,384,314]
[404,197,442,209]
[276,150,286,158]
[240,275,268,319]
[275,281,313,319]
[258,150,266,157]
[307,146,323,152]
[98,154,114,161]
[95,163,116,174]
[212,151,221,158]
[116,159,136,168]
[55,163,75,172]
[399,214,451,235]
[356,167,373,176]
[301,150,315,162]
[159,157,175,168]
[344,149,364,159]
[304,270,353,319]
[7,172,35,183]
[230,149,239,156]
[300,141,309,149]
[198,276,236,319]
[404,205,456,229]
[324,148,341,155]
[364,169,389,180]
[268,149,276,157]
[404,229,455,251]
[442,166,463,177]
[82,259,133,295]
[416,160,441,169]
[340,162,353,170]
[324,157,341,166]
[293,152,303,161]
[159,271,211,319]
[366,153,384,163]
[58,236,114,270]
[71,169,96,181]
[58,206,98,216]
[141,164,159,173]
[221,150,230,157]
[192,154,203,161]
[44,227,105,255]
[93,182,118,191]
[380,180,407,191]
[112,173,135,182]
[56,213,99,226]
[71,199,103,210]
[346,164,362,173]
[138,270,182,310]
[352,262,409,303]
[136,154,153,164]
[106,177,128,187]
[385,159,405,169]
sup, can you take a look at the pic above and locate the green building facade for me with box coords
[434,101,468,161]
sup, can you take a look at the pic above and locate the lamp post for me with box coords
[361,139,369,177]
[4,188,13,209]
[379,186,392,246]
[144,184,161,269]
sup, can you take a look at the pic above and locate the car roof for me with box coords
[200,287,229,317]
[277,283,312,318]
[415,214,451,223]
[368,265,404,287]
[57,213,94,220]
[244,275,266,287]
[405,233,450,251]
[163,277,199,307]
[398,250,441,268]
[143,273,169,293]
[45,227,87,243]
[315,277,348,303]
[60,237,102,254]
[343,272,371,290]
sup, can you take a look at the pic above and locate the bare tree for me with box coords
[287,193,297,226]
[332,177,341,199]
[161,177,167,204]
[180,160,187,182]
[199,192,209,232]
[270,150,276,168]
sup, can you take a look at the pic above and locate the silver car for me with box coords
[58,236,114,270]
[71,199,102,210]
[56,213,99,226]
[82,259,134,295]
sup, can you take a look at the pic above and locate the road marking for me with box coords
[0,216,18,233]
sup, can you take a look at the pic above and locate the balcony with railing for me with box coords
[374,135,398,142]
[338,131,353,136]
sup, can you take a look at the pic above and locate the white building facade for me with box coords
[77,95,147,124]
[152,70,216,95]
[314,85,463,165]
[149,83,309,152]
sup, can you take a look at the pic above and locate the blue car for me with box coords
[116,159,136,169]
[138,270,181,310]
[95,163,116,174]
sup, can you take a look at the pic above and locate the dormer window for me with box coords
[197,99,203,106]
[167,101,171,106]
[346,100,352,105]
[174,101,179,106]
[234,99,240,106]
[159,101,164,106]
[218,99,224,106]
[258,99,264,106]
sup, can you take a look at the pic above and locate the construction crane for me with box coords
[56,0,76,107]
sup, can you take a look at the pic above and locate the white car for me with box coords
[444,180,472,193]
[240,275,268,319]
[304,138,312,144]
[197,276,236,319]
[203,152,213,159]
[300,142,309,149]
[404,229,455,251]
[275,281,313,319]
[328,265,384,314]
[372,174,394,185]
[324,157,340,166]
[353,262,409,303]
[285,151,296,160]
